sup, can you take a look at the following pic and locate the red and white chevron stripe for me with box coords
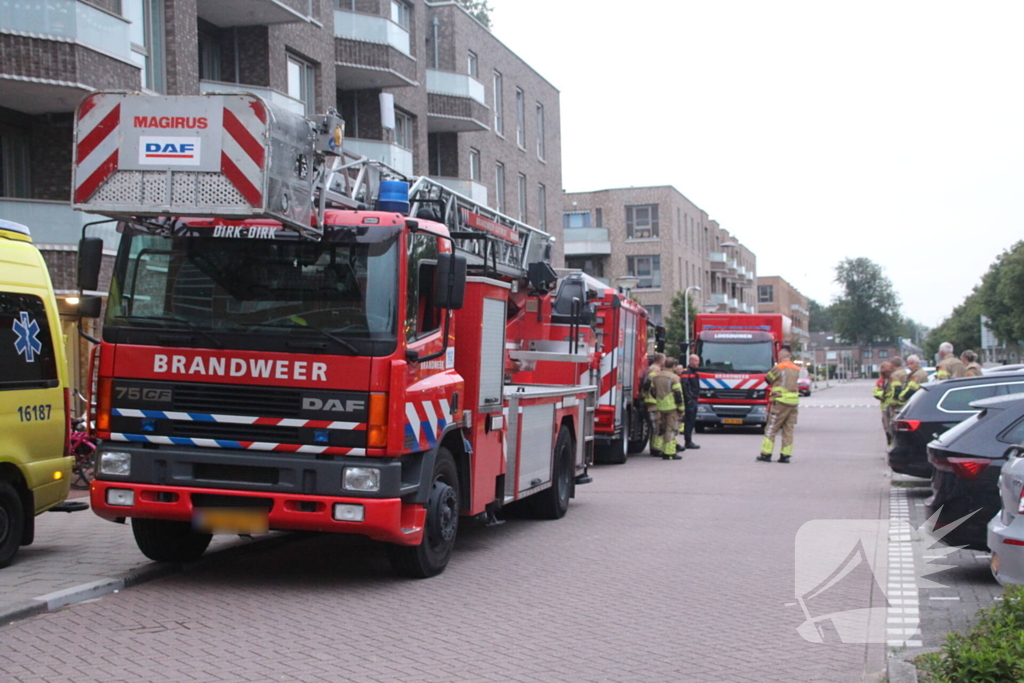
[74,93,121,204]
[220,96,267,206]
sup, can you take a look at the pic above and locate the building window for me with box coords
[467,50,478,78]
[757,285,774,303]
[517,173,527,221]
[469,148,481,181]
[562,211,591,228]
[646,305,662,325]
[626,204,659,239]
[566,257,605,279]
[514,88,526,148]
[495,162,505,213]
[492,71,503,135]
[126,0,165,93]
[286,54,316,116]
[536,103,545,159]
[863,350,873,360]
[627,255,661,289]
[198,31,221,81]
[537,184,546,229]
[879,349,889,358]
[394,110,414,149]
[0,125,31,198]
[595,208,602,227]
[390,0,411,29]
[406,233,441,341]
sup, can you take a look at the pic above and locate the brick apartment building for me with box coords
[561,185,756,325]
[0,0,561,385]
[806,331,924,378]
[755,275,810,353]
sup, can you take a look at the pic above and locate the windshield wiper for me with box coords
[241,322,360,355]
[114,315,224,348]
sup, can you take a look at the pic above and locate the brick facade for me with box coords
[755,275,810,352]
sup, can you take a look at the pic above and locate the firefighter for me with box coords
[898,354,929,403]
[644,353,666,456]
[677,354,702,449]
[757,349,801,463]
[874,361,894,439]
[935,342,966,380]
[962,349,983,377]
[648,357,685,460]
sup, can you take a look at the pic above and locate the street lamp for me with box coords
[683,285,701,356]
[614,275,640,299]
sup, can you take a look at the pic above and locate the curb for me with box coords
[887,647,940,683]
[0,532,298,628]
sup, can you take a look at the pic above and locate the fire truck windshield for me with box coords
[696,340,773,374]
[104,229,400,355]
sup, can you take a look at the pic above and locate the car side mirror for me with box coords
[1003,445,1024,460]
[78,295,102,319]
[77,237,104,291]
[433,252,466,310]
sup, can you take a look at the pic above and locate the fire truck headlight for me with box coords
[105,488,135,507]
[98,451,132,476]
[343,467,380,492]
[749,405,766,416]
[333,503,365,522]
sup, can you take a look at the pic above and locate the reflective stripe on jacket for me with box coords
[936,356,966,381]
[766,360,801,406]
[642,364,661,405]
[648,369,685,412]
[899,368,929,403]
[887,368,908,405]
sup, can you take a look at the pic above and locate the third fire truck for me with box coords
[73,91,597,578]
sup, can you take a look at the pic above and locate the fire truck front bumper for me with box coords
[695,403,768,427]
[90,480,426,545]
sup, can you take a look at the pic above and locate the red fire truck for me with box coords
[691,313,788,432]
[72,92,596,578]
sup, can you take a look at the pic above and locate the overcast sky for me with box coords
[491,0,1024,328]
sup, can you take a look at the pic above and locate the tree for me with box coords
[831,257,901,345]
[977,241,1024,346]
[925,291,983,358]
[808,298,836,332]
[456,0,493,28]
[897,315,929,346]
[663,289,700,359]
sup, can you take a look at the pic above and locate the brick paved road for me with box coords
[0,382,891,682]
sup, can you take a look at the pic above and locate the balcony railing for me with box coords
[426,69,486,105]
[563,227,611,256]
[344,138,413,176]
[0,0,133,61]
[200,80,306,116]
[334,9,410,56]
[428,177,488,206]
[709,293,728,306]
[0,197,118,249]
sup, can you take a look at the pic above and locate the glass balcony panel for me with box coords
[0,0,133,61]
[426,70,487,105]
[334,9,410,56]
[344,138,413,176]
[200,80,306,116]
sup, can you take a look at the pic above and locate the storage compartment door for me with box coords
[517,403,555,492]
[479,297,506,412]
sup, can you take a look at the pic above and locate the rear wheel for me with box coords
[627,409,651,454]
[131,518,212,563]
[0,482,26,568]
[527,426,574,520]
[387,448,459,579]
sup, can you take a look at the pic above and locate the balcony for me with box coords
[196,0,310,27]
[791,303,809,316]
[709,293,728,309]
[200,80,306,116]
[563,228,611,256]
[727,297,739,312]
[426,69,490,133]
[428,177,488,206]
[0,198,118,249]
[334,9,417,89]
[344,138,413,176]
[0,0,139,113]
[709,251,727,271]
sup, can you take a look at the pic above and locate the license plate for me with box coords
[723,418,744,425]
[193,507,269,535]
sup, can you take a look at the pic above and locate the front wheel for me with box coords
[131,518,212,563]
[0,481,26,568]
[387,448,459,579]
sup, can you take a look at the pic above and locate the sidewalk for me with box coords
[0,489,285,625]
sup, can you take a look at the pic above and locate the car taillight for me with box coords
[367,392,388,448]
[96,377,113,437]
[948,457,991,480]
[1018,487,1024,515]
[63,388,71,457]
[895,419,921,432]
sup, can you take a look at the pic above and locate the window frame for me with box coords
[126,0,166,94]
[535,102,545,159]
[390,0,411,30]
[469,147,481,182]
[286,53,316,117]
[394,110,414,150]
[517,173,527,221]
[467,50,478,78]
[515,88,526,148]
[494,162,505,213]
[937,381,1024,414]
[405,233,442,342]
[757,285,774,304]
[492,71,503,136]
[537,183,546,229]
[627,255,661,289]
[626,204,659,239]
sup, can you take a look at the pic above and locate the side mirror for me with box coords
[78,295,102,319]
[77,237,104,291]
[434,253,467,310]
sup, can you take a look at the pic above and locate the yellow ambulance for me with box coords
[0,218,72,567]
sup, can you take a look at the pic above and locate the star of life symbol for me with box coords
[12,311,42,362]
[791,509,975,645]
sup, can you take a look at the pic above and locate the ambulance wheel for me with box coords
[627,411,651,454]
[528,426,574,520]
[0,482,26,568]
[131,518,212,563]
[388,448,459,579]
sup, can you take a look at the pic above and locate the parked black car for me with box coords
[887,371,1024,479]
[927,393,1024,550]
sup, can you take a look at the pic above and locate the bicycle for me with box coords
[69,417,97,490]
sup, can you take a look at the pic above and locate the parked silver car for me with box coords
[987,443,1024,585]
